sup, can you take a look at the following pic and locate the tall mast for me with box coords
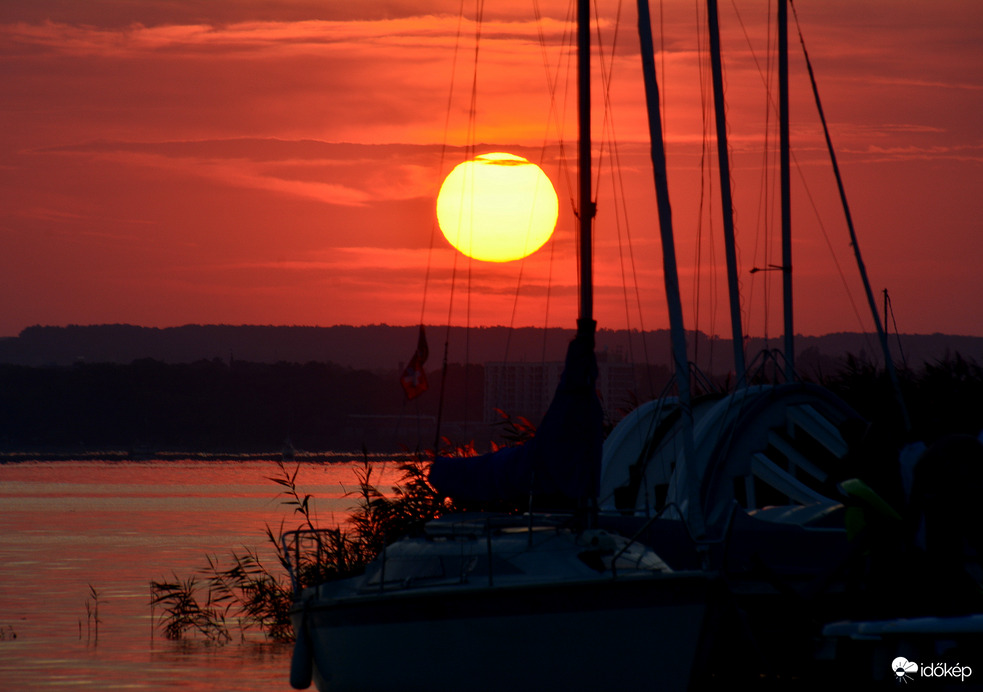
[779,0,794,379]
[707,0,747,385]
[636,0,704,538]
[793,14,911,431]
[577,0,595,340]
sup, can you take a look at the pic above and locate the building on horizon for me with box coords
[483,349,636,426]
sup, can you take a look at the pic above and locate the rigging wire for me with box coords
[503,0,578,365]
[432,0,486,450]
[463,0,488,436]
[692,0,724,373]
[792,156,872,343]
[728,1,803,368]
[544,0,577,344]
[692,0,707,366]
[659,0,667,146]
[419,0,468,328]
[594,0,662,399]
[533,0,578,218]
[593,0,627,202]
[495,0,581,370]
[413,0,468,452]
[536,0,577,368]
[790,0,909,428]
[725,0,772,352]
[595,0,655,392]
[603,4,660,398]
[729,0,880,367]
[434,1,583,431]
[758,0,775,349]
[884,289,908,369]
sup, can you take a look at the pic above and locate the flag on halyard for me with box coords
[400,325,429,399]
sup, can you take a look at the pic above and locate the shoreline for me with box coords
[0,449,419,463]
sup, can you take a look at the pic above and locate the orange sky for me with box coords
[2,0,981,339]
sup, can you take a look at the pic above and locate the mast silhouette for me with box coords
[793,9,910,430]
[637,0,704,538]
[577,0,595,342]
[707,0,747,385]
[779,0,795,379]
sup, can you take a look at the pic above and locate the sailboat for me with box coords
[593,0,983,682]
[285,0,975,688]
[285,1,722,690]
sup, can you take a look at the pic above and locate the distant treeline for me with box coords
[3,323,983,373]
[0,358,485,454]
[2,351,981,457]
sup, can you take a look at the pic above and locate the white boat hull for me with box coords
[292,572,710,692]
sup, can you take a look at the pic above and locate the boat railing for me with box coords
[281,528,356,597]
[283,517,671,598]
[367,515,568,592]
[278,520,546,597]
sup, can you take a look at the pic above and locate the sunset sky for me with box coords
[2,0,981,340]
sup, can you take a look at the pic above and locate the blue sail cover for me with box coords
[429,332,603,501]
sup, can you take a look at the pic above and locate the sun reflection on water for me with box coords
[0,459,400,690]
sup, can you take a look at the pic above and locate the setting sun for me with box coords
[436,152,559,263]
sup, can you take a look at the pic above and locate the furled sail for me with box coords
[429,329,602,502]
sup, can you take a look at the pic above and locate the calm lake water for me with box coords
[0,458,400,690]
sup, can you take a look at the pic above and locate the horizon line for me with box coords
[6,322,980,340]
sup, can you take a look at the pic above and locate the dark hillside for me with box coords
[0,358,484,454]
[2,324,981,373]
